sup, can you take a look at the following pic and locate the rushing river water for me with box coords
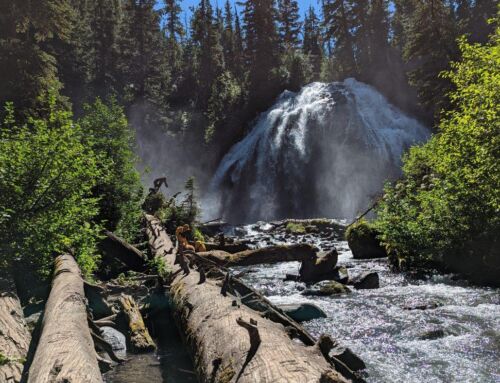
[232,224,500,383]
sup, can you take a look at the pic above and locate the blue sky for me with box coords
[165,0,320,22]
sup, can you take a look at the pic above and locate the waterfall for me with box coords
[210,78,430,222]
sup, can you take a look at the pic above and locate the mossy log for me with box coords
[198,243,318,267]
[0,275,31,383]
[27,254,102,383]
[119,294,155,352]
[146,214,349,383]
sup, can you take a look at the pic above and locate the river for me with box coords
[232,223,500,383]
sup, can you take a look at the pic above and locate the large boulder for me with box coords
[346,220,387,259]
[350,271,379,289]
[299,250,340,283]
[278,303,327,322]
[302,281,351,296]
[204,241,250,253]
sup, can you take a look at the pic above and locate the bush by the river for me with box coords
[375,25,500,285]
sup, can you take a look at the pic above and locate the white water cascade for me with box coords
[210,78,430,222]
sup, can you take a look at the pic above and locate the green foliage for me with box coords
[345,219,377,244]
[0,92,102,278]
[78,98,143,242]
[158,177,201,232]
[0,353,10,366]
[147,256,172,279]
[285,222,306,234]
[376,25,500,275]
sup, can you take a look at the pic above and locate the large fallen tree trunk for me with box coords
[98,230,147,271]
[146,215,349,383]
[198,243,318,267]
[0,274,31,383]
[27,254,103,383]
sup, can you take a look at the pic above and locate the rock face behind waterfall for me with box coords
[211,79,429,222]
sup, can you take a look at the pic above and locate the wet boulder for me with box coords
[100,326,127,358]
[350,271,379,289]
[302,281,351,296]
[299,250,341,283]
[346,220,387,259]
[277,303,327,322]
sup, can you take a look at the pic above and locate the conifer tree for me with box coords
[163,0,185,86]
[277,0,302,49]
[303,6,323,79]
[241,0,281,110]
[322,0,357,78]
[403,0,458,115]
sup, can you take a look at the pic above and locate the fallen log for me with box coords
[119,294,156,352]
[204,241,251,253]
[98,230,148,271]
[198,243,318,267]
[0,274,31,383]
[27,254,103,383]
[145,214,350,383]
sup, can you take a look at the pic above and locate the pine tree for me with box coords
[303,6,323,79]
[89,0,122,97]
[163,0,185,87]
[117,0,170,120]
[191,0,225,109]
[366,0,391,76]
[322,0,357,78]
[350,0,370,76]
[233,9,246,81]
[277,0,302,49]
[0,0,73,115]
[241,0,281,110]
[403,0,459,115]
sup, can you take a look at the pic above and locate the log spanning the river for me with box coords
[146,215,349,383]
[197,243,318,266]
[0,274,31,383]
[28,254,103,383]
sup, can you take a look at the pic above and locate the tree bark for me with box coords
[145,215,349,383]
[119,294,155,352]
[198,243,318,266]
[0,274,31,383]
[27,254,103,383]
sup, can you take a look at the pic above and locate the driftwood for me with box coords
[119,294,156,352]
[198,243,318,267]
[0,275,31,383]
[27,254,102,383]
[146,214,350,383]
[98,230,147,271]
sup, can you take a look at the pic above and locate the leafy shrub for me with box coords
[375,26,500,281]
[79,98,143,242]
[0,92,102,277]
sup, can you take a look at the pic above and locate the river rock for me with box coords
[350,271,380,289]
[299,249,340,283]
[100,326,127,358]
[346,220,387,259]
[419,328,446,340]
[302,281,351,296]
[278,303,327,322]
[330,345,366,371]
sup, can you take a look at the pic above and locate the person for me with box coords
[176,224,195,252]
[175,224,206,253]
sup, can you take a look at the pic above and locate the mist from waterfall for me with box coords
[209,78,430,223]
